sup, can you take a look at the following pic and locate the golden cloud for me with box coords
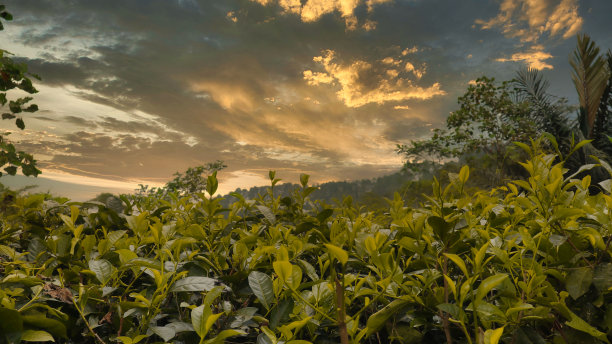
[190,82,256,112]
[304,50,444,107]
[476,0,582,43]
[249,0,393,30]
[496,49,554,70]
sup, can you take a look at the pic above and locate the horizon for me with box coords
[1,0,611,200]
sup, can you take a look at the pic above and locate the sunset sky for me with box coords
[1,0,611,200]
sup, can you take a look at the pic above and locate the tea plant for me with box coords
[1,138,612,343]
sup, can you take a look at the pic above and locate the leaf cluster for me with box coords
[0,5,41,177]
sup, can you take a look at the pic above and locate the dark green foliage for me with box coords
[227,170,432,211]
[0,5,41,177]
[592,52,612,155]
[397,76,546,186]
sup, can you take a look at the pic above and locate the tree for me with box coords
[513,67,574,153]
[135,160,226,198]
[164,160,226,195]
[397,76,540,183]
[0,5,41,177]
[570,34,610,138]
[591,51,612,154]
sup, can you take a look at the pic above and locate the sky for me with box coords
[0,0,611,200]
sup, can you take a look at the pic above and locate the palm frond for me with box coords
[514,67,550,103]
[569,34,610,138]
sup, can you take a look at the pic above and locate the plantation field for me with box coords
[2,142,612,344]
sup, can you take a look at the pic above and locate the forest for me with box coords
[3,3,612,344]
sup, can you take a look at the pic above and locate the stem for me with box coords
[17,285,44,312]
[117,297,124,338]
[288,285,336,322]
[335,277,349,344]
[441,256,453,344]
[73,294,106,344]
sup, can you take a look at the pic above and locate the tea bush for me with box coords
[2,139,612,343]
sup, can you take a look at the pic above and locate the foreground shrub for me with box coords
[1,139,612,343]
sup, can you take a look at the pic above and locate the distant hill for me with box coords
[223,169,436,209]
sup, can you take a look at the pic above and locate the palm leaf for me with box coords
[570,34,610,138]
[514,67,550,104]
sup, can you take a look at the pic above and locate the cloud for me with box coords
[476,0,582,43]
[475,0,582,70]
[248,0,393,30]
[495,49,554,70]
[303,50,445,107]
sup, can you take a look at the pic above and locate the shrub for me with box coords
[1,138,612,343]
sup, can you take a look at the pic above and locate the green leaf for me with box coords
[107,230,127,246]
[22,315,67,339]
[505,303,534,317]
[565,311,610,343]
[15,117,24,130]
[270,299,294,329]
[150,326,175,342]
[300,174,309,187]
[273,261,293,284]
[248,271,274,310]
[288,265,302,290]
[171,277,218,292]
[512,328,546,344]
[203,329,246,344]
[21,330,54,342]
[257,205,276,224]
[484,327,504,344]
[88,259,115,285]
[124,257,162,270]
[203,286,224,306]
[444,253,469,277]
[566,267,593,300]
[366,298,412,336]
[316,208,334,223]
[0,307,23,343]
[191,305,209,338]
[4,165,17,175]
[257,333,274,344]
[324,244,348,266]
[206,172,218,196]
[428,216,452,242]
[437,303,461,319]
[474,242,489,273]
[297,259,318,281]
[568,139,593,157]
[117,337,133,344]
[513,141,532,155]
[593,263,612,292]
[459,165,469,184]
[475,274,508,301]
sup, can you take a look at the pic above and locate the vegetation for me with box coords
[398,34,612,189]
[0,5,41,177]
[135,161,226,199]
[3,138,612,343]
